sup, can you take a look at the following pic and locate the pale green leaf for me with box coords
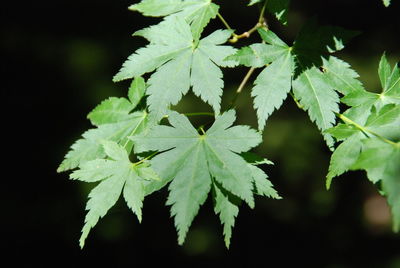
[381,55,400,100]
[128,77,146,107]
[87,97,134,126]
[351,139,399,183]
[365,104,400,140]
[113,18,192,82]
[258,28,288,47]
[123,168,146,223]
[322,56,364,95]
[341,90,380,107]
[326,135,363,189]
[292,67,340,147]
[325,124,360,141]
[79,172,125,248]
[166,143,211,244]
[252,51,293,130]
[132,110,268,245]
[130,0,219,40]
[227,43,289,68]
[58,111,148,172]
[147,50,192,120]
[351,138,400,232]
[379,54,392,91]
[129,0,182,16]
[213,183,239,248]
[249,165,280,198]
[75,141,152,247]
[115,18,236,120]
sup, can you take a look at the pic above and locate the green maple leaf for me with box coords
[132,110,278,245]
[229,28,293,130]
[70,140,159,248]
[128,76,146,108]
[212,183,239,248]
[343,54,399,110]
[87,97,135,126]
[86,78,146,126]
[351,139,400,231]
[230,24,357,145]
[59,77,149,172]
[326,103,399,188]
[340,54,399,128]
[58,111,148,172]
[129,0,219,40]
[293,67,340,147]
[252,47,294,130]
[325,134,363,188]
[113,17,237,120]
[322,56,365,95]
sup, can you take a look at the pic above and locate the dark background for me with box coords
[3,0,400,267]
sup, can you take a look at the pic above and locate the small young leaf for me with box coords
[74,141,155,248]
[87,98,134,126]
[128,77,146,108]
[58,111,148,172]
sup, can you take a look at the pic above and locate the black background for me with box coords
[3,0,400,267]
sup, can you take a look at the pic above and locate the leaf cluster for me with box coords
[59,0,400,248]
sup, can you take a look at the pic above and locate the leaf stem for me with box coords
[133,151,158,166]
[229,67,256,109]
[258,0,268,24]
[337,113,399,147]
[183,112,215,117]
[217,13,232,30]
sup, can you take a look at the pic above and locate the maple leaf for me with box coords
[132,110,278,245]
[58,77,149,172]
[70,140,159,248]
[129,0,219,40]
[113,17,237,120]
[352,139,400,232]
[58,111,148,172]
[230,24,357,145]
[326,103,400,188]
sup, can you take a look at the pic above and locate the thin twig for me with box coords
[217,13,232,30]
[229,67,256,109]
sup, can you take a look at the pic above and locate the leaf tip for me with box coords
[326,176,333,190]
